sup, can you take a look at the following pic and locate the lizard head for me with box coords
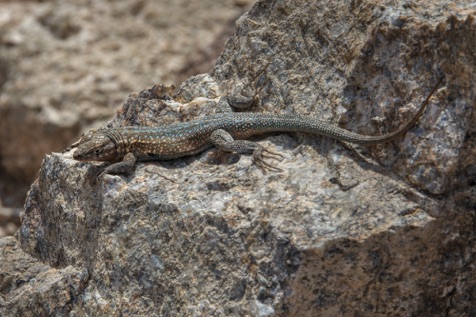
[73,130,118,162]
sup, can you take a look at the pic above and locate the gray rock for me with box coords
[0,0,245,206]
[3,0,476,316]
[0,236,88,316]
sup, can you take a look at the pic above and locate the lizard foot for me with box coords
[252,146,284,173]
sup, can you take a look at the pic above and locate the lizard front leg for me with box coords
[209,129,283,173]
[99,152,137,178]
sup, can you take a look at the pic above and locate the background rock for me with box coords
[3,0,476,316]
[0,0,250,207]
[0,201,20,238]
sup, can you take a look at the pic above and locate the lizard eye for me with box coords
[95,149,102,155]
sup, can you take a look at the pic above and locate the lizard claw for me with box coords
[261,147,284,160]
[97,171,106,180]
[252,146,284,173]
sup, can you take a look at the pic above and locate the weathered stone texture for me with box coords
[0,0,246,206]
[2,0,475,316]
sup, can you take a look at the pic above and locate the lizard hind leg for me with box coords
[209,129,283,173]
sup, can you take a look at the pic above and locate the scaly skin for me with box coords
[72,78,442,174]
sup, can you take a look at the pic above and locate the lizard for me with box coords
[71,77,443,176]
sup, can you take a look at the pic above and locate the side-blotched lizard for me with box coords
[71,78,442,175]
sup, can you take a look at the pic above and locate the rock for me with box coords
[0,202,21,238]
[4,0,476,316]
[0,236,88,316]
[0,0,246,206]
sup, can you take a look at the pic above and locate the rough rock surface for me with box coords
[0,0,249,207]
[2,0,476,316]
[0,236,88,316]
